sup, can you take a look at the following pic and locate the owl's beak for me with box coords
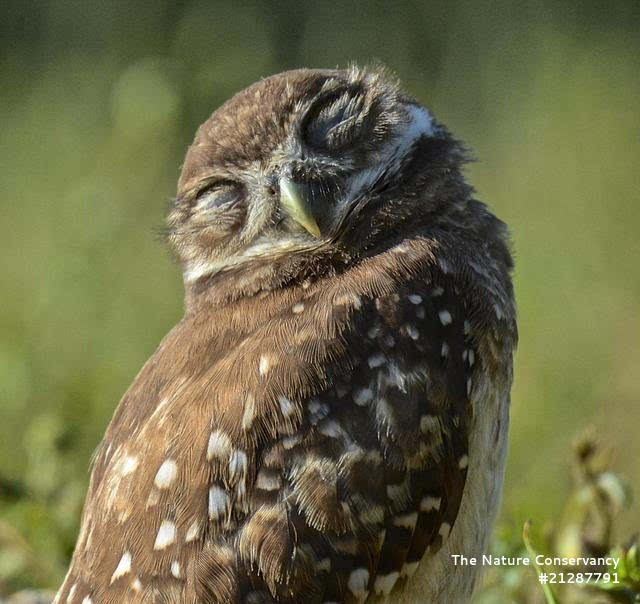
[279,177,322,237]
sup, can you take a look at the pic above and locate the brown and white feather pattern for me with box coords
[55,67,517,604]
[55,237,514,604]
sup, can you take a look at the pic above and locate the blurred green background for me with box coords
[1,0,639,596]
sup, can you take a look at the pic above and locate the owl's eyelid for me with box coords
[303,87,353,127]
[191,180,245,211]
[193,179,242,200]
[196,179,238,195]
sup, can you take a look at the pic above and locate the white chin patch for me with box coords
[184,236,310,283]
[346,104,435,201]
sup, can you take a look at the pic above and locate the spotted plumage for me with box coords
[55,67,516,603]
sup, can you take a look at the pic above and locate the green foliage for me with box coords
[475,432,640,603]
[522,521,559,604]
[1,0,639,596]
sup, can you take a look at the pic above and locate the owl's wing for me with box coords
[229,278,473,603]
[55,263,475,604]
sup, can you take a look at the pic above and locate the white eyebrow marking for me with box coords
[346,104,434,200]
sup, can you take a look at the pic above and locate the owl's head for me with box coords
[168,67,470,299]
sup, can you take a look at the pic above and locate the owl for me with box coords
[55,67,516,604]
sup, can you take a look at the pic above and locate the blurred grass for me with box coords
[1,0,639,595]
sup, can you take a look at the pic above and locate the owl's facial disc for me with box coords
[171,68,438,285]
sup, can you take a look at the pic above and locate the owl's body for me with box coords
[56,68,516,604]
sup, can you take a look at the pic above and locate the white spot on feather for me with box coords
[110,551,132,583]
[353,387,373,406]
[318,419,344,439]
[316,557,331,572]
[229,450,248,482]
[185,520,200,542]
[154,459,177,489]
[386,483,407,505]
[438,309,452,325]
[292,303,304,314]
[242,393,255,430]
[278,395,295,417]
[420,496,442,512]
[405,324,420,340]
[401,561,420,577]
[374,571,400,595]
[408,294,422,304]
[368,352,386,368]
[171,560,181,578]
[154,520,176,550]
[334,292,362,309]
[207,430,232,461]
[393,512,418,529]
[439,522,451,539]
[259,355,271,376]
[459,454,469,469]
[348,567,370,598]
[208,486,230,520]
[282,434,302,449]
[120,456,138,476]
[256,471,281,491]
